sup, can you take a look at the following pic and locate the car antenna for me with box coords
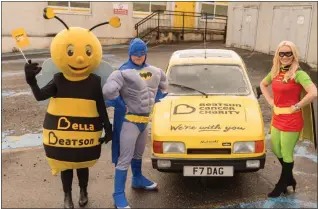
[204,26,207,59]
[203,16,208,98]
[204,13,207,59]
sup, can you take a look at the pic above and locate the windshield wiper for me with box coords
[169,82,208,97]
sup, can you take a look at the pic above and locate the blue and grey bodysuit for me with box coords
[103,63,167,169]
[103,38,167,208]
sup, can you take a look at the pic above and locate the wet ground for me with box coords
[2,41,317,208]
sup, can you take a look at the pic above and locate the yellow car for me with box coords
[151,49,265,177]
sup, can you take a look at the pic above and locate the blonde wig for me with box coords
[271,40,300,81]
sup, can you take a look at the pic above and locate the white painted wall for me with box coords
[2,2,136,53]
[2,1,229,53]
[226,2,317,67]
[306,3,317,67]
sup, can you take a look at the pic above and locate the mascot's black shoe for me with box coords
[79,187,88,207]
[64,192,74,209]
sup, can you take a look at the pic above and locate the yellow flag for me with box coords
[11,28,30,48]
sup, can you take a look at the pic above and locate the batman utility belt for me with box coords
[125,114,150,123]
[273,105,301,115]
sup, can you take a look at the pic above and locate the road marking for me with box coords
[1,54,115,64]
[149,45,162,49]
[1,57,49,64]
[187,43,205,49]
[2,146,43,153]
[294,143,317,163]
[294,170,317,176]
[2,71,25,77]
[246,52,256,59]
[143,158,152,164]
[2,133,43,150]
[216,196,317,208]
[2,90,32,97]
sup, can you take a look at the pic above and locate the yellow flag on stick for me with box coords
[11,28,30,63]
[11,28,30,48]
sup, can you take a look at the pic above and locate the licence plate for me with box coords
[183,166,234,177]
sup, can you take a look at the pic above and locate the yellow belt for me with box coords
[273,105,301,115]
[125,115,150,123]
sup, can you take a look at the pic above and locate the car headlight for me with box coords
[233,142,255,153]
[163,142,185,154]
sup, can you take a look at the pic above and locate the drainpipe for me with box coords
[205,13,207,41]
[136,25,139,37]
[182,12,185,40]
[224,17,228,44]
[157,11,160,40]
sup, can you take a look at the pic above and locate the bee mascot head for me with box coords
[43,7,121,81]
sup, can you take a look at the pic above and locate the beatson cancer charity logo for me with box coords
[173,102,242,115]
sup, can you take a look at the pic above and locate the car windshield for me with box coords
[167,64,250,95]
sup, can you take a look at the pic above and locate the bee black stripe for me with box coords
[43,112,103,132]
[43,144,101,162]
[53,73,101,100]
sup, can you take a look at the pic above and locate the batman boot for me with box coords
[79,187,88,207]
[131,159,158,190]
[64,192,74,209]
[113,169,130,208]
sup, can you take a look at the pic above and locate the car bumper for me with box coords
[152,154,266,173]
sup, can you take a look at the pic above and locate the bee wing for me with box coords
[36,58,60,105]
[92,60,115,87]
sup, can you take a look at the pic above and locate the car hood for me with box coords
[152,95,264,139]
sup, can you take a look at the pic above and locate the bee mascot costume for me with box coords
[24,8,120,209]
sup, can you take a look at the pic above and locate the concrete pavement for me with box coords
[2,41,317,208]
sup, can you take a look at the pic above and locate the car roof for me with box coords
[168,49,244,66]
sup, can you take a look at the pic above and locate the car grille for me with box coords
[187,148,231,154]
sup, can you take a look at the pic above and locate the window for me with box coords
[201,2,228,18]
[48,1,91,14]
[167,64,249,95]
[133,2,167,13]
[48,1,68,7]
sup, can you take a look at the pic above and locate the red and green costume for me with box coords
[265,65,314,162]
[264,65,316,197]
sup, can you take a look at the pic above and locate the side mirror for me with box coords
[255,85,262,99]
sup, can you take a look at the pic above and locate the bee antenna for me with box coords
[89,21,109,31]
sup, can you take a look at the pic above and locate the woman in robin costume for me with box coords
[260,40,317,198]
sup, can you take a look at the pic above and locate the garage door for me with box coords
[240,7,259,50]
[232,7,243,48]
[269,6,312,61]
[231,6,259,50]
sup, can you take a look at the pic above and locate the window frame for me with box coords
[199,2,228,22]
[133,2,167,18]
[47,1,92,15]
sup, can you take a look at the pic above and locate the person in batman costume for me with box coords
[103,38,168,208]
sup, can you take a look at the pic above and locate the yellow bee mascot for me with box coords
[24,8,120,208]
